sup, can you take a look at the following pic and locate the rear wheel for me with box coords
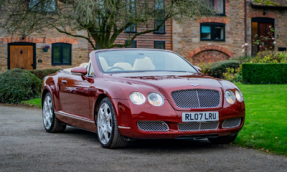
[97,97,127,148]
[208,134,238,144]
[42,93,66,133]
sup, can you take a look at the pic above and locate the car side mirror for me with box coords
[194,66,202,72]
[71,67,87,76]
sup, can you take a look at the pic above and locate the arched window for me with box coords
[52,43,72,65]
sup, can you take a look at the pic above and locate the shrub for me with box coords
[242,64,287,84]
[30,68,60,80]
[209,60,240,78]
[199,62,212,76]
[223,65,243,83]
[251,51,287,64]
[0,69,42,103]
[234,55,254,64]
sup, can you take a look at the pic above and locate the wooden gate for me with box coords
[8,43,36,70]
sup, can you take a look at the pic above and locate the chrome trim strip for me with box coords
[55,111,94,124]
[118,126,131,129]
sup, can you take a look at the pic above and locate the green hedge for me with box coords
[0,69,41,103]
[242,64,287,84]
[30,68,60,80]
[210,60,240,78]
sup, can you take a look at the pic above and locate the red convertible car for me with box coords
[42,49,245,148]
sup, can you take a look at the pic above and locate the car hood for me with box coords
[105,72,224,111]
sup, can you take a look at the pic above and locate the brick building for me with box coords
[174,0,287,65]
[0,0,287,72]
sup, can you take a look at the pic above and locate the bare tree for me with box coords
[0,0,213,49]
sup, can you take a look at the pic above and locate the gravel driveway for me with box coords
[0,105,286,172]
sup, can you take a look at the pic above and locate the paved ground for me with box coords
[0,105,287,172]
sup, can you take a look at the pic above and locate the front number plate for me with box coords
[182,112,219,122]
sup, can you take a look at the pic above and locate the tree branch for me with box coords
[51,25,96,50]
[111,14,170,48]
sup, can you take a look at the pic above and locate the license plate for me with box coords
[182,112,219,122]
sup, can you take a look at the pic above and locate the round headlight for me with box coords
[147,92,164,106]
[130,92,146,105]
[235,90,243,102]
[225,90,235,104]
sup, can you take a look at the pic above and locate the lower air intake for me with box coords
[222,118,241,128]
[137,121,169,131]
[178,122,219,131]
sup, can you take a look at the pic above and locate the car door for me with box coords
[59,68,91,118]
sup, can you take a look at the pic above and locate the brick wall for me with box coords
[87,18,173,53]
[173,0,245,65]
[0,28,89,72]
[246,1,287,56]
[192,50,230,65]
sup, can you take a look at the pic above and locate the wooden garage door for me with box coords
[10,45,34,70]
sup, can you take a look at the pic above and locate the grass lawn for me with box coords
[21,84,287,155]
[235,83,287,156]
[21,98,41,108]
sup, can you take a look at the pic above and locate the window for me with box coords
[87,62,94,76]
[125,0,137,33]
[28,0,57,12]
[154,41,165,49]
[52,43,72,65]
[125,40,137,48]
[154,0,165,33]
[200,23,225,41]
[96,50,198,73]
[278,47,286,52]
[208,0,225,15]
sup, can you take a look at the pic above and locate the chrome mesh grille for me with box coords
[171,89,220,109]
[137,121,169,131]
[222,118,241,128]
[178,122,219,131]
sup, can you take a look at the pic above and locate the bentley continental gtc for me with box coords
[41,49,245,148]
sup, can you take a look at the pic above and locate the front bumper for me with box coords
[112,99,245,139]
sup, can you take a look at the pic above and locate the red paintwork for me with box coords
[41,49,245,139]
[71,67,87,75]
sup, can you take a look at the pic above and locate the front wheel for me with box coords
[208,134,238,144]
[42,93,66,133]
[97,97,127,148]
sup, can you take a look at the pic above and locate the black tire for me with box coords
[96,97,128,148]
[42,92,66,133]
[208,134,238,144]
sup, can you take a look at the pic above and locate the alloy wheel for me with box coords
[97,103,113,144]
[43,95,53,130]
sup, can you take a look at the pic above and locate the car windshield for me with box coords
[96,50,197,73]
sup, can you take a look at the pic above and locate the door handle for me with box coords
[61,80,67,84]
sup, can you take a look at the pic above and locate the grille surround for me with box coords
[137,121,169,131]
[222,118,241,129]
[178,122,219,131]
[171,89,221,109]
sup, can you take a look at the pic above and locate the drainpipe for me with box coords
[244,0,247,57]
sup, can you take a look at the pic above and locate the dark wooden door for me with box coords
[10,45,34,70]
[259,23,274,52]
